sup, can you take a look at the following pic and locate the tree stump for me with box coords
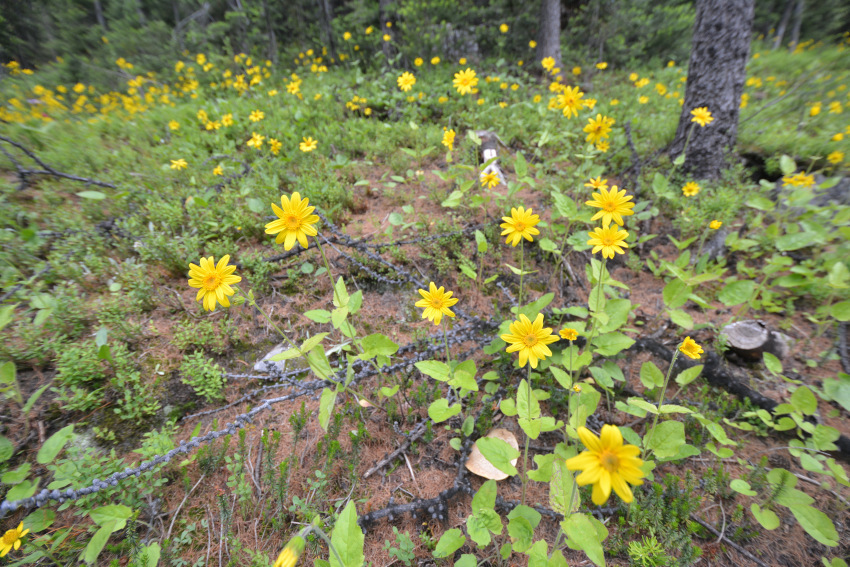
[722,320,792,361]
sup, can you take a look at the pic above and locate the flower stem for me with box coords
[645,347,681,459]
[584,257,607,351]
[520,364,531,506]
[239,288,301,354]
[313,235,339,305]
[442,319,462,421]
[518,239,525,312]
[309,524,346,567]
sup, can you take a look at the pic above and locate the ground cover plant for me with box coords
[1,4,850,567]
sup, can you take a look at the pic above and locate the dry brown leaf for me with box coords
[465,428,519,481]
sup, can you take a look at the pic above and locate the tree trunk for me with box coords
[93,0,107,30]
[789,0,804,50]
[262,0,278,64]
[772,0,794,50]
[379,0,393,62]
[317,0,337,60]
[173,0,184,52]
[537,0,562,71]
[135,0,147,26]
[669,0,755,179]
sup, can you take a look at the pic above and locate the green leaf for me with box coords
[668,308,694,330]
[474,230,488,254]
[745,195,776,211]
[23,508,55,533]
[304,309,332,323]
[517,379,540,420]
[639,362,665,389]
[318,388,337,431]
[776,232,816,251]
[763,352,783,375]
[433,528,465,558]
[591,332,635,356]
[823,373,850,412]
[247,198,266,213]
[514,151,528,178]
[2,462,31,484]
[779,155,796,176]
[415,360,450,382]
[306,348,332,380]
[831,301,850,322]
[675,365,703,386]
[564,513,606,567]
[626,397,659,415]
[645,421,685,459]
[269,348,302,362]
[527,453,555,482]
[85,523,117,564]
[333,277,350,308]
[37,424,74,464]
[441,190,464,208]
[475,437,520,476]
[827,262,850,289]
[456,554,477,567]
[718,280,755,306]
[0,435,14,463]
[359,334,399,359]
[0,304,16,332]
[428,399,461,423]
[300,332,329,354]
[750,504,779,530]
[89,505,132,526]
[549,460,580,515]
[790,386,817,416]
[791,505,839,546]
[77,191,107,200]
[330,501,365,567]
[466,514,492,547]
[471,479,497,514]
[136,543,161,567]
[730,479,757,496]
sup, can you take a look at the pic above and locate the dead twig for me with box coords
[691,514,770,567]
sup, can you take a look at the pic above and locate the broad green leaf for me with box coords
[550,366,572,389]
[751,504,780,530]
[779,155,796,176]
[663,278,691,309]
[475,437,520,476]
[85,523,118,564]
[639,362,665,389]
[137,543,161,567]
[515,151,528,178]
[471,480,497,514]
[300,332,329,354]
[428,399,461,423]
[645,421,685,459]
[304,309,332,323]
[659,404,692,414]
[668,308,694,330]
[466,514,492,547]
[517,293,555,320]
[0,435,14,463]
[332,277,350,308]
[598,299,631,333]
[730,479,756,496]
[745,195,775,211]
[789,505,839,546]
[564,513,606,567]
[790,386,817,416]
[318,388,336,431]
[89,505,131,526]
[507,505,541,529]
[23,508,55,533]
[0,304,16,332]
[269,348,302,361]
[456,554,477,567]
[763,352,783,375]
[831,301,850,322]
[527,453,555,482]
[591,332,635,356]
[827,262,850,289]
[37,425,74,464]
[823,373,850,411]
[433,528,465,558]
[675,365,703,386]
[718,280,755,307]
[415,360,450,382]
[776,232,816,251]
[549,460,580,515]
[330,501,365,567]
[517,379,540,420]
[626,397,659,415]
[306,348,332,380]
[77,191,106,200]
[359,334,399,358]
[2,462,31,484]
[527,540,548,567]
[475,230,488,253]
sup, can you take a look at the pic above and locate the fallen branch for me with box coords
[690,514,770,567]
[0,134,116,190]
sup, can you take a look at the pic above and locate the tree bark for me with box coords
[317,0,337,60]
[262,0,278,64]
[772,0,794,50]
[789,0,804,50]
[669,0,755,179]
[379,0,393,62]
[93,0,107,31]
[537,0,562,71]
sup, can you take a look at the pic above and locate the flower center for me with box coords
[603,201,617,212]
[2,532,18,545]
[284,214,301,230]
[600,450,620,473]
[202,272,222,291]
[513,221,525,233]
[601,236,615,246]
[523,334,538,347]
[430,298,443,309]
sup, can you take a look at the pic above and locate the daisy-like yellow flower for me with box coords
[188,255,241,311]
[221,113,234,126]
[383,33,391,41]
[682,181,700,196]
[501,313,559,368]
[213,165,223,176]
[585,176,609,191]
[572,384,582,393]
[431,56,440,65]
[559,328,579,341]
[442,129,456,151]
[0,522,29,557]
[595,62,608,69]
[415,282,459,325]
[265,192,320,250]
[343,31,351,41]
[828,150,844,164]
[583,114,615,144]
[710,220,722,230]
[690,107,713,127]
[596,141,610,153]
[269,138,282,155]
[247,132,265,149]
[273,536,306,567]
[481,172,499,189]
[556,86,585,119]
[459,57,467,65]
[679,336,703,359]
[414,57,424,67]
[299,136,318,152]
[585,186,635,227]
[397,72,416,92]
[566,425,645,505]
[529,40,537,48]
[587,226,629,259]
[249,109,265,122]
[453,68,478,95]
[541,57,555,71]
[629,72,639,82]
[168,120,179,130]
[638,95,649,104]
[365,26,373,34]
[499,23,509,33]
[500,206,540,247]
[170,158,188,170]
[831,133,844,142]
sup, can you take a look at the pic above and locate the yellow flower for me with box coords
[0,522,30,557]
[555,85,585,119]
[500,82,508,90]
[629,72,638,81]
[249,109,265,122]
[638,96,649,104]
[213,165,223,176]
[247,132,265,149]
[782,172,814,188]
[397,72,416,92]
[500,206,540,246]
[585,186,634,227]
[273,536,306,567]
[431,56,440,65]
[481,172,499,189]
[566,425,645,505]
[572,66,582,75]
[460,57,467,65]
[343,32,351,41]
[681,182,700,197]
[583,114,615,144]
[559,328,579,341]
[572,384,582,393]
[832,133,845,142]
[828,150,844,164]
[529,40,537,48]
[809,102,821,116]
[168,120,179,130]
[414,57,423,67]
[709,220,722,230]
[585,176,609,191]
[595,62,607,70]
[499,23,509,33]
[533,95,542,103]
[365,26,373,34]
[265,192,320,250]
[383,33,391,41]
[188,255,241,311]
[500,313,559,369]
[415,282,459,325]
[679,336,703,359]
[269,138,282,155]
[587,226,629,259]
[268,89,279,96]
[541,57,555,71]
[610,98,619,105]
[299,136,318,152]
[690,107,714,127]
[596,141,609,152]
[221,113,233,126]
[442,129,456,151]
[453,68,479,95]
[170,159,188,170]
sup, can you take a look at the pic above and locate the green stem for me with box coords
[584,257,607,350]
[520,364,531,506]
[676,122,697,169]
[309,525,346,567]
[442,319,462,421]
[313,235,338,305]
[518,239,525,312]
[695,225,711,259]
[240,288,301,353]
[645,347,680,460]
